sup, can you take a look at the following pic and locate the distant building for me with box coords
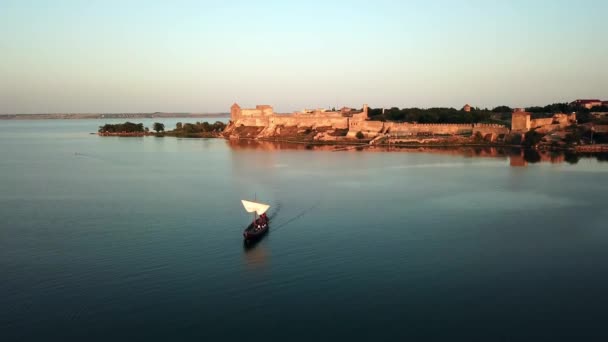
[462,104,472,112]
[571,99,603,109]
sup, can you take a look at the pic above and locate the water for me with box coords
[1,120,608,341]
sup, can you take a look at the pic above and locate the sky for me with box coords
[1,0,607,114]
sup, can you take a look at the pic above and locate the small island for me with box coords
[98,121,227,138]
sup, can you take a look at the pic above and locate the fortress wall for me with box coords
[294,111,344,119]
[535,124,561,134]
[346,122,505,137]
[347,121,384,137]
[240,109,264,117]
[351,112,368,122]
[554,114,576,127]
[270,115,348,129]
[472,126,509,139]
[387,123,474,135]
[349,120,384,132]
[261,107,274,116]
[530,118,554,128]
[234,117,269,127]
[472,123,510,135]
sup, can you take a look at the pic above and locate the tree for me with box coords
[523,129,544,148]
[576,109,593,124]
[211,121,226,131]
[355,131,365,139]
[492,105,512,113]
[590,105,608,112]
[153,122,165,133]
[175,122,182,130]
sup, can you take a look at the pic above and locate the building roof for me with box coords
[573,99,601,103]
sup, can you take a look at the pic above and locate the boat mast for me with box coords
[253,193,257,225]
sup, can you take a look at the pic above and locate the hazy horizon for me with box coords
[1,0,607,114]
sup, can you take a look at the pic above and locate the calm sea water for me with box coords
[2,120,608,341]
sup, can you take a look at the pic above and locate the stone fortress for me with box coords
[224,103,512,142]
[227,103,364,134]
[511,108,577,133]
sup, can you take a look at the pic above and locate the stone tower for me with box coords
[230,103,241,121]
[511,108,531,132]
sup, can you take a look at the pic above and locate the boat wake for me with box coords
[235,199,319,237]
[271,201,320,232]
[74,152,104,162]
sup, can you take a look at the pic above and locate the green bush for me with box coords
[523,129,544,148]
[153,122,165,133]
[98,122,144,133]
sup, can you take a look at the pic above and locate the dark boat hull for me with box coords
[243,221,269,241]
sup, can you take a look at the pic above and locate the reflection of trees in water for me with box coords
[520,149,608,165]
[596,153,608,162]
[228,140,608,166]
[564,151,580,164]
[523,149,541,163]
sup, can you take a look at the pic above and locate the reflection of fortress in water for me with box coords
[226,140,607,167]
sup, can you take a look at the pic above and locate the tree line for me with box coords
[98,121,226,135]
[366,102,607,124]
[98,122,145,133]
[173,121,226,134]
[367,107,500,124]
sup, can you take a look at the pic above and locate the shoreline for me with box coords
[96,132,607,154]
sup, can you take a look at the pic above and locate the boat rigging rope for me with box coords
[270,201,320,233]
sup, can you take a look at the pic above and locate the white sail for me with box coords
[241,200,270,215]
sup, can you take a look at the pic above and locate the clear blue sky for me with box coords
[1,0,607,113]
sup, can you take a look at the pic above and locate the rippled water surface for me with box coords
[2,120,608,341]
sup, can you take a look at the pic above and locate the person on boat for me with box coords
[261,213,268,223]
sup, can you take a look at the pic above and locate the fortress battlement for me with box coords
[225,103,510,141]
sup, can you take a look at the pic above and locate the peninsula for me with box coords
[96,100,608,151]
[222,101,608,150]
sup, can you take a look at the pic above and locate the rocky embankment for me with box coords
[222,120,511,146]
[222,121,351,143]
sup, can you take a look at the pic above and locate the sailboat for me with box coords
[241,200,270,241]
